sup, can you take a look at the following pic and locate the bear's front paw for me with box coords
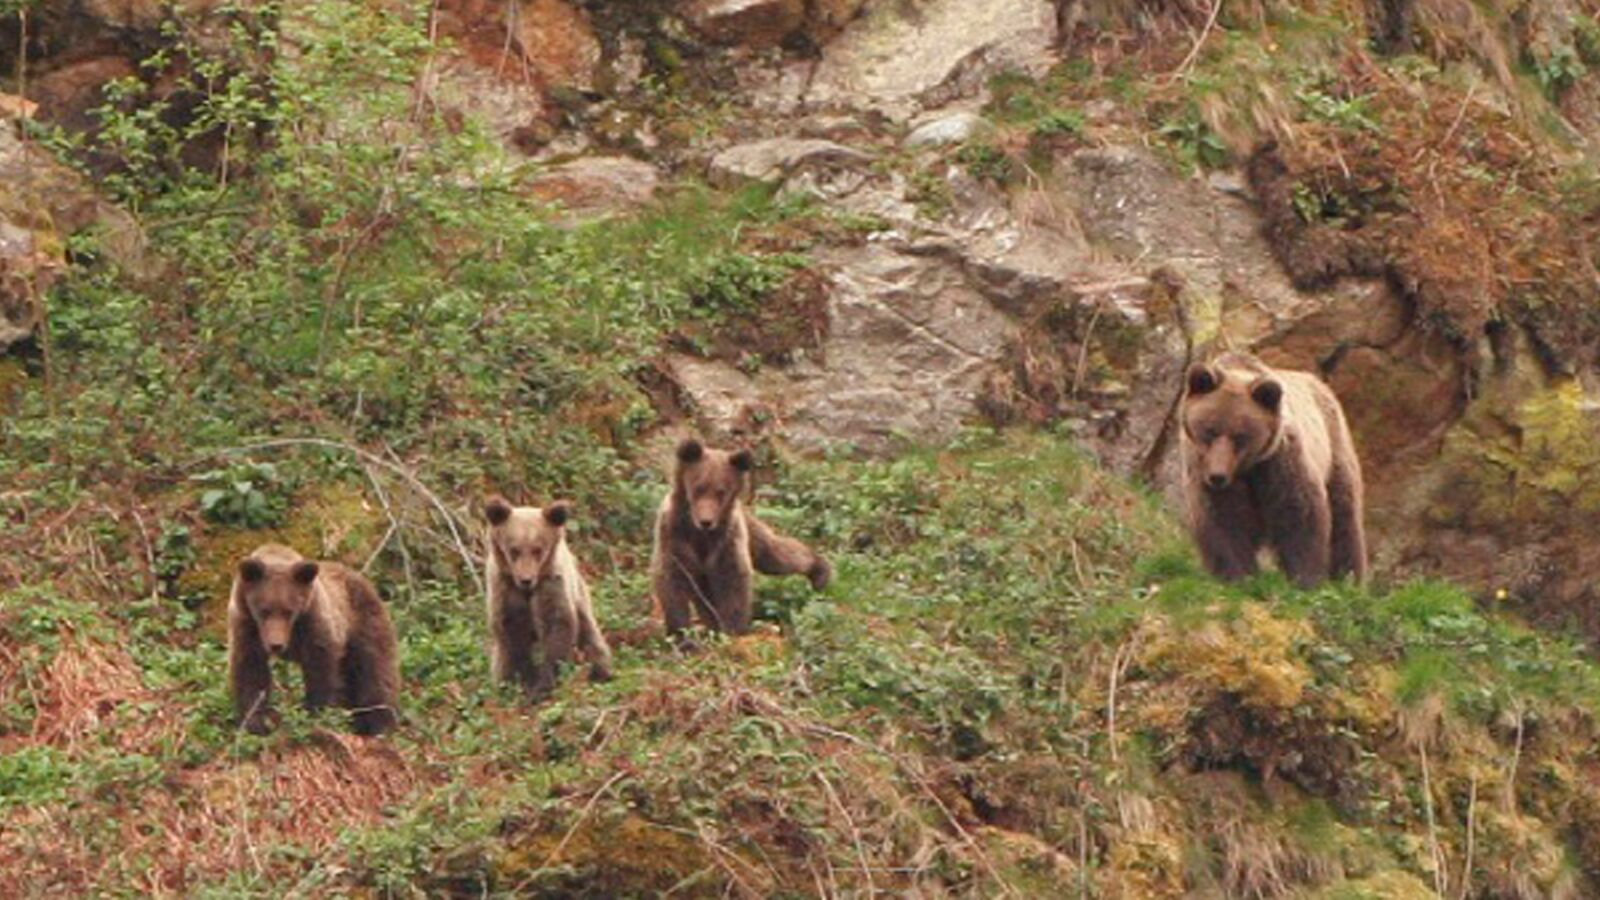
[588,661,614,683]
[241,708,279,735]
[809,558,833,591]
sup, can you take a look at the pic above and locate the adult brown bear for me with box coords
[1180,352,1367,587]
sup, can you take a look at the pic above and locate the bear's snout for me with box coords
[516,576,538,591]
[265,639,288,656]
[1205,473,1230,490]
[696,517,717,531]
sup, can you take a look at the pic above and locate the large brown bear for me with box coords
[483,496,612,699]
[1180,352,1367,587]
[651,439,831,642]
[228,544,400,735]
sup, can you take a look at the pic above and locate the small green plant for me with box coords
[1032,108,1087,138]
[1576,17,1600,67]
[1291,183,1358,227]
[1534,47,1587,99]
[956,141,1016,184]
[908,166,955,218]
[1158,114,1229,171]
[687,252,806,315]
[193,461,292,529]
[1296,88,1379,132]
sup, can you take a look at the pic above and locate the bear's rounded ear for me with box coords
[484,495,513,526]
[291,561,320,586]
[676,439,704,465]
[1186,363,1220,396]
[1250,378,1284,412]
[543,501,574,527]
[730,449,755,472]
[238,558,266,583]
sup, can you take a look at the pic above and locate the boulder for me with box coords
[684,0,805,49]
[905,111,987,148]
[805,0,1057,120]
[707,138,872,188]
[436,0,600,92]
[525,156,660,223]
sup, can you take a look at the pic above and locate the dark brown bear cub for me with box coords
[1181,352,1367,587]
[228,544,400,735]
[483,497,613,700]
[651,439,831,641]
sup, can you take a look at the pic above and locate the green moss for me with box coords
[1439,380,1600,527]
[177,481,385,635]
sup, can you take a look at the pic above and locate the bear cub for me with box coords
[229,544,401,735]
[484,497,612,699]
[1181,351,1367,587]
[651,439,831,642]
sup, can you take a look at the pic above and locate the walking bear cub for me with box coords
[228,544,401,735]
[484,497,612,699]
[651,439,831,642]
[1180,352,1367,587]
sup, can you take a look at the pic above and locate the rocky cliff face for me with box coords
[8,0,1600,639]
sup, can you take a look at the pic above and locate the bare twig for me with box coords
[1070,300,1105,399]
[530,770,631,877]
[748,699,1017,898]
[1457,773,1477,900]
[815,767,876,897]
[1166,0,1222,83]
[1418,743,1447,897]
[1501,707,1525,813]
[209,438,482,592]
[1106,631,1142,765]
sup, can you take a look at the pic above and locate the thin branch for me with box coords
[209,438,481,592]
[1166,0,1223,84]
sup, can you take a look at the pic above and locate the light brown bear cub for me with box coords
[1181,351,1367,588]
[229,544,400,735]
[651,439,832,642]
[484,497,612,699]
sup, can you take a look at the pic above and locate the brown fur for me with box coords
[228,544,400,735]
[484,497,612,699]
[1180,352,1367,588]
[650,439,831,644]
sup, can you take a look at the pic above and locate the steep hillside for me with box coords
[3,0,1600,896]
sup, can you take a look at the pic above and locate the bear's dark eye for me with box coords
[532,545,546,557]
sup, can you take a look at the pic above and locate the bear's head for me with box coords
[1182,361,1284,490]
[485,496,572,591]
[674,438,752,533]
[236,554,320,657]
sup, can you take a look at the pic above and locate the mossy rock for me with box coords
[179,482,384,637]
[496,812,716,896]
[1310,870,1437,899]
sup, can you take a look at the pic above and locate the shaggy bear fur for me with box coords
[1181,352,1367,587]
[228,544,400,735]
[651,439,831,642]
[484,497,612,699]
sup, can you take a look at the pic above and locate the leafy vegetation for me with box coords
[5,0,1600,895]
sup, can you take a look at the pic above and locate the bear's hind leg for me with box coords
[1328,465,1368,583]
[577,601,613,682]
[345,632,400,736]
